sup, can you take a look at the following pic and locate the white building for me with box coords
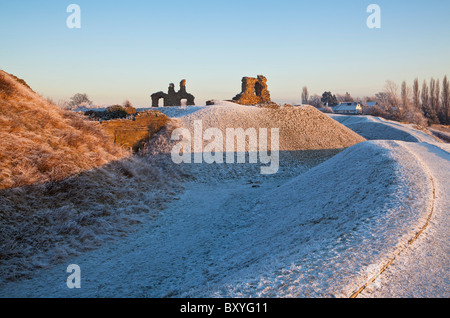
[333,102,363,115]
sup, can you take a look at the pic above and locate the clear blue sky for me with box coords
[1,0,449,106]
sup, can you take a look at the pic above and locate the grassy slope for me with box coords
[0,70,127,190]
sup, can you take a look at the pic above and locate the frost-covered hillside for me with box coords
[1,104,448,298]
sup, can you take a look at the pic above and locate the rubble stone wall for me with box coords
[232,75,271,105]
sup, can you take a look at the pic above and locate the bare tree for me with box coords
[400,80,426,125]
[308,94,323,108]
[301,86,309,104]
[122,99,137,115]
[441,75,450,124]
[421,80,429,113]
[422,80,438,124]
[68,93,93,110]
[336,92,354,103]
[413,78,420,111]
[430,78,436,114]
[383,80,400,117]
[385,80,399,104]
[370,77,445,126]
[123,100,132,108]
[401,81,411,109]
[375,91,389,105]
[57,99,71,110]
[435,79,440,116]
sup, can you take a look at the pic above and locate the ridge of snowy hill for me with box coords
[327,114,449,297]
[359,141,450,297]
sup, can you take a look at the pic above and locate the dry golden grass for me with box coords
[0,71,127,190]
[431,124,450,133]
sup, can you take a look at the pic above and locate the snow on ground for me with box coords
[172,103,365,152]
[328,114,435,143]
[138,105,208,118]
[359,141,450,297]
[327,114,449,297]
[0,106,448,298]
[0,140,433,298]
[180,141,433,297]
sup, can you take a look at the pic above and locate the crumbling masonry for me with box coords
[151,80,195,107]
[232,75,271,105]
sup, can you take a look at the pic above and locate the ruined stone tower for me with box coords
[232,75,271,105]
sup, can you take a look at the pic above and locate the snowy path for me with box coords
[0,181,270,297]
[328,114,436,143]
[358,141,450,297]
[329,114,449,297]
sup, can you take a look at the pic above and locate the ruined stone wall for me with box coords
[101,111,170,152]
[151,80,195,107]
[232,75,271,105]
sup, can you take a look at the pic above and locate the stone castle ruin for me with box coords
[151,79,195,107]
[232,75,271,105]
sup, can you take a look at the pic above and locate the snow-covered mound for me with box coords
[179,140,432,297]
[153,101,366,152]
